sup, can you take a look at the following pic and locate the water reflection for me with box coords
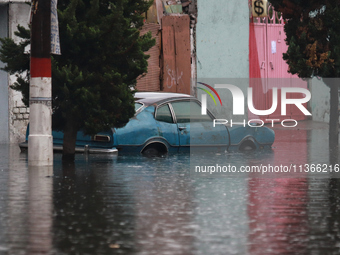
[0,145,9,253]
[328,179,340,253]
[1,145,53,255]
[27,166,53,255]
[127,155,194,255]
[248,178,309,254]
[0,121,339,254]
[53,155,137,254]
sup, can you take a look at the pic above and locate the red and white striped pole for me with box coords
[28,0,53,166]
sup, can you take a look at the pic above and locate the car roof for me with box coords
[134,92,194,106]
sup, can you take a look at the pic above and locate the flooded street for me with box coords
[1,120,340,255]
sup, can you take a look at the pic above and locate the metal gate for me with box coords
[249,4,308,121]
[161,15,191,95]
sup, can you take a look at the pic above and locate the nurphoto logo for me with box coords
[198,82,312,128]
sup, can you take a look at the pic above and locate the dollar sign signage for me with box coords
[252,0,268,18]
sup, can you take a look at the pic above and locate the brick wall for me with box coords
[13,106,29,121]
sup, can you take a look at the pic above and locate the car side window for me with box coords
[171,101,212,123]
[135,103,143,112]
[155,104,174,123]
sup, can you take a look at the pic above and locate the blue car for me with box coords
[20,92,275,154]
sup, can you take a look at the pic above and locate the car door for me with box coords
[170,100,230,152]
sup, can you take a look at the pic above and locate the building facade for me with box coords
[195,0,330,123]
[196,0,249,121]
[0,0,332,144]
[0,3,9,143]
[0,1,30,144]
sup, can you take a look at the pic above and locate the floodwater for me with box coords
[0,120,340,255]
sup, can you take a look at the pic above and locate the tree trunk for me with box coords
[326,79,339,165]
[62,119,78,161]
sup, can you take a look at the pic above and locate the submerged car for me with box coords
[20,92,275,154]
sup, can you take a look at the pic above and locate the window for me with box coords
[171,101,212,123]
[135,103,143,112]
[155,104,173,123]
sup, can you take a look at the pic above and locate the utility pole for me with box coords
[28,0,53,166]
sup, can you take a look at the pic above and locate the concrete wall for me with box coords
[309,78,330,123]
[196,0,249,78]
[0,4,9,144]
[8,3,30,143]
[196,0,249,120]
